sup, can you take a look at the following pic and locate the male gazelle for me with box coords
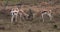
[10,7,29,23]
[41,9,52,22]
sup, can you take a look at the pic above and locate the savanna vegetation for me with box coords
[0,0,60,32]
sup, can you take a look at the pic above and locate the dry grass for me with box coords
[0,1,60,32]
[0,7,60,32]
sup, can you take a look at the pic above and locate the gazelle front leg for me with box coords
[11,15,14,23]
[15,15,18,22]
[19,13,22,21]
[41,14,44,22]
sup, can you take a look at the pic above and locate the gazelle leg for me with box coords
[11,15,14,23]
[15,15,18,22]
[47,13,52,21]
[23,13,29,20]
[20,15,21,21]
[19,14,22,21]
[42,14,44,22]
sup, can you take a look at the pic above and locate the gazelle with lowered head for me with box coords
[10,7,29,23]
[40,8,53,22]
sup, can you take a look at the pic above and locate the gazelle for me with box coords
[41,9,53,22]
[10,7,29,23]
[10,7,19,23]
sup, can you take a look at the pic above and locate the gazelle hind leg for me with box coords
[47,13,52,21]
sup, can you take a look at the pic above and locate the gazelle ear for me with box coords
[48,10,52,13]
[49,10,52,12]
[11,8,14,11]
